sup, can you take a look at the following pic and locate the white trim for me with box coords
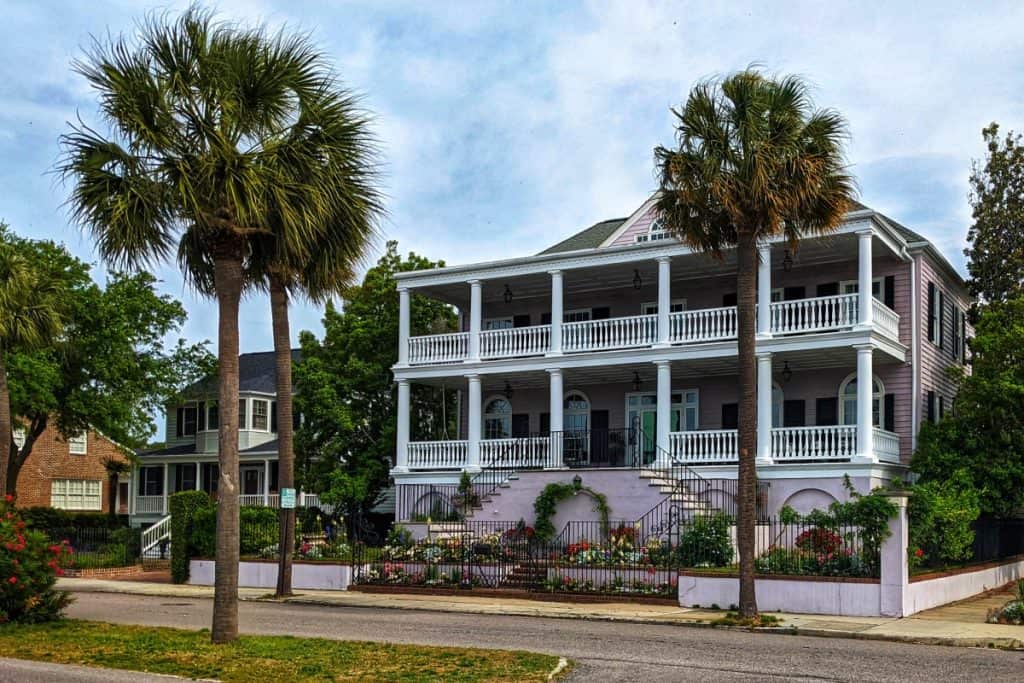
[563,308,592,323]
[624,389,700,431]
[482,394,513,440]
[839,277,884,299]
[838,372,884,426]
[910,256,920,449]
[68,431,88,455]
[641,299,686,315]
[563,390,591,432]
[251,398,271,432]
[483,316,514,330]
[50,478,102,511]
[599,195,661,247]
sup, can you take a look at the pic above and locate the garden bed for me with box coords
[349,583,679,605]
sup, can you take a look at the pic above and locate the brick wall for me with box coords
[14,425,129,513]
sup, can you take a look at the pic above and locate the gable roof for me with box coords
[538,218,627,255]
[186,349,302,396]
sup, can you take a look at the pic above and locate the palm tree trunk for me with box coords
[211,238,244,644]
[0,349,11,499]
[270,275,295,598]
[736,231,759,618]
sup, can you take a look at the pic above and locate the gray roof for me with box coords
[187,349,302,396]
[538,218,627,254]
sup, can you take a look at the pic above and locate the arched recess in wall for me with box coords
[782,488,839,516]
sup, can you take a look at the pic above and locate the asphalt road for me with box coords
[44,592,1024,681]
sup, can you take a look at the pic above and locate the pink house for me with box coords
[390,196,971,525]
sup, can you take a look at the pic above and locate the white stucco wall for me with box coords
[189,560,352,590]
[904,558,1024,615]
[678,574,882,616]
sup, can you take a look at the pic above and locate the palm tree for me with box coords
[0,228,64,498]
[654,70,855,617]
[59,8,371,643]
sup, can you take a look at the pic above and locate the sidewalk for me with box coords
[58,578,1024,650]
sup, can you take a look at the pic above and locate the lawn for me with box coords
[0,620,567,682]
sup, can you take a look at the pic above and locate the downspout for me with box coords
[907,248,919,455]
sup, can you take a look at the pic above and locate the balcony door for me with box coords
[240,465,264,496]
[626,391,699,463]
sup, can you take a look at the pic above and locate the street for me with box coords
[34,592,1022,681]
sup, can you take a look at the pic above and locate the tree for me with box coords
[102,456,133,520]
[966,123,1024,305]
[912,296,1024,517]
[3,230,211,497]
[654,70,855,617]
[295,243,457,525]
[59,7,354,642]
[0,225,64,497]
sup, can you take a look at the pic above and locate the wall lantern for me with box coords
[783,249,794,272]
[632,269,642,290]
[632,371,642,391]
[782,361,793,384]
[503,284,513,304]
[503,381,514,399]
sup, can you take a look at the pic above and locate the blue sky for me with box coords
[1,1,1022,356]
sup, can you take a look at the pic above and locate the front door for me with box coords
[626,392,699,464]
[241,466,263,496]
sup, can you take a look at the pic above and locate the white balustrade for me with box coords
[770,294,858,335]
[407,440,469,469]
[480,325,551,359]
[872,299,900,339]
[668,306,737,343]
[562,314,657,352]
[480,436,550,468]
[669,430,738,463]
[135,495,165,514]
[140,514,171,556]
[771,425,857,461]
[407,332,469,364]
[873,428,901,463]
[239,494,265,507]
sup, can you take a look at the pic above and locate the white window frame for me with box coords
[838,373,885,427]
[252,399,270,431]
[840,277,884,300]
[624,389,700,432]
[68,431,88,455]
[51,479,102,510]
[483,317,514,330]
[178,401,198,437]
[482,395,513,440]
[929,286,944,346]
[12,427,26,449]
[641,299,687,315]
[563,309,592,323]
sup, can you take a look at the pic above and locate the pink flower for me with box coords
[7,576,16,585]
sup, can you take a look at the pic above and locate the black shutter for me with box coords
[270,462,279,491]
[884,275,895,309]
[176,407,184,437]
[723,292,737,307]
[815,398,838,426]
[292,410,302,431]
[591,307,611,320]
[884,394,895,432]
[783,286,806,301]
[926,390,935,423]
[938,395,945,419]
[927,282,936,343]
[540,312,552,325]
[197,402,206,432]
[539,413,550,436]
[816,282,839,297]
[270,401,278,433]
[960,311,968,363]
[513,314,531,328]
[721,403,739,430]
[939,294,946,351]
[783,400,806,427]
[511,414,530,438]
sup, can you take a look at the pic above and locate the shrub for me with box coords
[169,491,214,584]
[676,513,734,567]
[987,579,1024,625]
[908,472,980,569]
[0,497,73,623]
[19,507,125,530]
[187,505,280,560]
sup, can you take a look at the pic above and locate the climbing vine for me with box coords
[532,479,611,541]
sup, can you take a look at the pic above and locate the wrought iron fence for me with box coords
[970,517,1024,564]
[232,510,349,561]
[43,526,140,569]
[751,517,879,578]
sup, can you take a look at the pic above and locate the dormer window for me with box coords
[176,402,198,437]
[635,217,672,243]
[252,399,270,431]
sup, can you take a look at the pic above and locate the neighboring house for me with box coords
[390,196,972,523]
[13,425,130,514]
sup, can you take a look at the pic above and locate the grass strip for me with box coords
[0,619,566,682]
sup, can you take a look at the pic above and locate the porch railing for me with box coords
[135,495,165,515]
[873,428,900,463]
[669,429,738,464]
[407,331,469,364]
[562,314,658,352]
[408,439,468,469]
[769,293,858,335]
[668,306,737,343]
[771,425,857,461]
[480,325,551,359]
[872,299,900,339]
[480,436,552,469]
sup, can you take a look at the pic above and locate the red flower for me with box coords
[914,548,924,558]
[646,566,656,575]
[3,494,12,503]
[7,576,16,585]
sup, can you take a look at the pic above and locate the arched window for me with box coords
[838,374,884,426]
[564,391,590,433]
[483,397,512,439]
[772,382,783,428]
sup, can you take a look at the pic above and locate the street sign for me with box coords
[280,487,296,509]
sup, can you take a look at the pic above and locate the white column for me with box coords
[855,344,876,462]
[468,280,482,361]
[466,374,482,472]
[263,459,270,506]
[162,463,169,515]
[397,287,410,365]
[547,368,564,468]
[549,270,563,355]
[656,257,671,345]
[757,244,772,337]
[128,467,135,516]
[195,462,201,491]
[857,229,873,328]
[756,352,773,464]
[655,360,672,467]
[394,379,410,472]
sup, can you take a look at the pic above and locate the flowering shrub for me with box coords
[543,573,677,597]
[754,544,867,577]
[794,528,843,554]
[675,513,734,567]
[1,497,73,623]
[987,580,1024,625]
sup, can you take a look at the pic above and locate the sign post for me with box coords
[280,487,296,510]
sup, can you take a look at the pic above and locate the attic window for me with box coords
[635,217,671,243]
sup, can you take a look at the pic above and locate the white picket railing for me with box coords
[480,325,551,359]
[668,306,737,343]
[562,314,658,352]
[771,425,857,461]
[140,514,172,557]
[407,332,469,365]
[872,299,900,339]
[408,440,468,469]
[769,293,858,335]
[480,436,551,468]
[135,495,166,515]
[873,428,901,463]
[669,430,738,463]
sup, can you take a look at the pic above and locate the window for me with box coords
[772,383,784,428]
[483,397,512,439]
[68,432,87,455]
[173,463,197,492]
[252,399,270,431]
[238,399,248,430]
[928,282,943,347]
[840,278,883,299]
[564,391,590,432]
[51,479,102,510]
[838,374,884,427]
[484,317,513,330]
[635,217,672,243]
[953,307,967,362]
[563,309,592,323]
[206,402,219,430]
[641,300,687,315]
[12,427,25,449]
[176,402,198,437]
[196,401,206,431]
[137,466,164,496]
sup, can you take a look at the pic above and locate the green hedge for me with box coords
[20,508,127,530]
[188,506,280,559]
[169,491,214,584]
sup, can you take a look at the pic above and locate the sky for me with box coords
[1,0,1022,356]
